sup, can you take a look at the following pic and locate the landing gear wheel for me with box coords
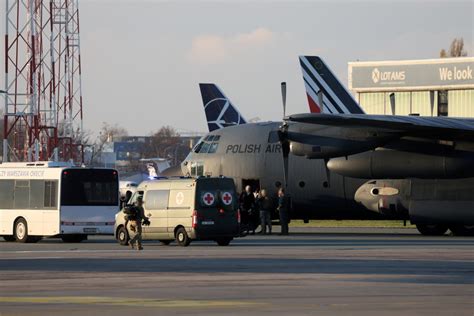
[61,234,87,243]
[416,224,448,236]
[159,240,171,245]
[216,238,232,246]
[176,228,191,247]
[14,218,30,243]
[117,226,129,246]
[449,225,474,236]
[3,235,16,242]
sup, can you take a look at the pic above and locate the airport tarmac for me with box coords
[0,228,473,316]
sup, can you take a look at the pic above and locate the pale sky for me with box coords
[1,0,473,136]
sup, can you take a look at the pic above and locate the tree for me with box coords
[440,38,468,58]
[146,126,181,159]
[141,126,191,166]
[88,122,128,166]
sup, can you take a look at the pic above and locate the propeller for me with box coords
[281,82,287,118]
[324,158,331,188]
[279,82,290,188]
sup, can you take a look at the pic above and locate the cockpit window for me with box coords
[208,142,219,153]
[199,142,211,154]
[193,141,204,153]
[193,134,221,154]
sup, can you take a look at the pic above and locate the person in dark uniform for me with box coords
[257,189,273,235]
[239,185,256,235]
[277,188,290,235]
[120,191,133,209]
[125,196,149,250]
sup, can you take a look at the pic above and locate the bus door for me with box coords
[40,180,60,235]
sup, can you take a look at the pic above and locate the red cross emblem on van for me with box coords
[202,192,215,206]
[221,192,233,205]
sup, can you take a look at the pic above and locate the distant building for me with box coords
[348,57,474,117]
[99,134,203,169]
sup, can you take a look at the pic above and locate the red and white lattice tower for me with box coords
[51,0,84,163]
[3,0,84,163]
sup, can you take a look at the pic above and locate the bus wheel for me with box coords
[3,235,16,242]
[216,238,232,246]
[159,240,171,246]
[176,227,191,247]
[62,234,87,243]
[117,226,129,246]
[14,218,30,243]
[415,224,448,236]
[449,225,474,236]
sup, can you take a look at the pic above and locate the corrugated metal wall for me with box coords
[358,89,472,117]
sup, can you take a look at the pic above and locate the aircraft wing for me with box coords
[286,113,474,142]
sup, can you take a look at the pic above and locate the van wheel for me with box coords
[159,240,171,246]
[117,226,129,245]
[216,238,232,246]
[176,228,191,247]
[3,235,16,242]
[62,234,87,243]
[416,224,448,236]
[449,225,474,236]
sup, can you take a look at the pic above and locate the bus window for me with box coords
[14,180,30,209]
[30,180,44,209]
[44,181,57,208]
[0,180,14,209]
[61,169,118,206]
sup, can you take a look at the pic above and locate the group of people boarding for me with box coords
[239,185,290,236]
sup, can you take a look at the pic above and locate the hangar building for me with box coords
[348,57,474,117]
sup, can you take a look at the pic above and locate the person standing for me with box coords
[125,196,149,250]
[239,185,256,235]
[120,191,133,210]
[277,188,290,235]
[257,189,272,235]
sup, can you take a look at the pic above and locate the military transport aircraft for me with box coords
[280,56,474,235]
[175,56,474,236]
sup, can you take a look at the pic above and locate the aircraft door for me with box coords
[242,179,260,194]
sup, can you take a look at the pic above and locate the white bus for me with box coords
[0,162,119,243]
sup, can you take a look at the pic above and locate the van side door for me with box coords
[167,189,193,238]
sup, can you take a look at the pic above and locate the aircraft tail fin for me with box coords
[299,56,365,114]
[199,83,247,132]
